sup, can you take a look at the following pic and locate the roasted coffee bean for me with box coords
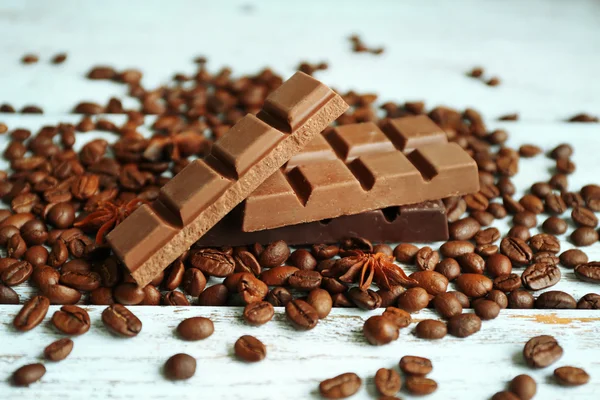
[31,265,60,288]
[348,287,382,310]
[439,240,474,258]
[306,288,332,319]
[44,338,74,362]
[0,225,19,246]
[331,293,352,307]
[486,289,508,309]
[523,335,563,368]
[162,353,198,382]
[456,273,492,297]
[531,251,558,266]
[234,335,266,362]
[535,291,576,309]
[529,233,560,254]
[377,285,406,307]
[181,268,206,297]
[449,291,471,308]
[493,273,522,293]
[259,240,290,267]
[545,192,567,214]
[24,245,49,267]
[0,258,18,275]
[113,282,145,305]
[520,144,542,157]
[12,363,46,386]
[415,246,439,271]
[408,271,448,295]
[162,290,190,306]
[243,301,274,326]
[234,250,261,275]
[522,263,561,290]
[197,284,229,306]
[48,240,68,267]
[554,366,590,386]
[581,184,600,211]
[457,252,485,274]
[259,265,298,286]
[433,292,463,319]
[563,191,585,208]
[373,244,393,256]
[189,249,235,277]
[266,287,293,307]
[415,319,447,339]
[447,313,481,338]
[405,376,437,395]
[397,287,430,313]
[319,372,362,399]
[311,243,339,260]
[393,243,419,263]
[485,254,512,278]
[574,262,600,283]
[60,270,101,291]
[559,249,588,269]
[13,295,50,331]
[90,287,115,305]
[549,173,568,191]
[7,234,27,259]
[542,216,567,235]
[288,249,317,270]
[471,210,495,226]
[435,258,460,281]
[448,217,480,240]
[1,260,32,286]
[473,299,500,320]
[381,306,411,329]
[503,194,524,214]
[556,158,576,174]
[374,368,401,397]
[500,237,533,266]
[513,211,537,228]
[509,374,536,400]
[570,227,598,246]
[286,299,318,330]
[508,225,531,241]
[519,194,544,214]
[102,304,142,337]
[140,285,160,306]
[399,355,432,376]
[474,227,500,245]
[97,256,121,287]
[51,305,90,335]
[163,259,185,291]
[577,293,600,309]
[236,273,268,304]
[476,244,499,257]
[288,270,322,291]
[445,196,467,222]
[46,202,75,228]
[0,283,19,304]
[177,317,214,340]
[550,143,573,159]
[488,202,507,219]
[363,315,399,345]
[508,290,535,309]
[464,192,489,211]
[492,391,520,400]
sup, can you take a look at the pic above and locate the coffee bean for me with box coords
[90,287,115,305]
[488,203,507,219]
[181,268,206,296]
[233,250,261,275]
[348,287,382,310]
[455,273,492,297]
[574,262,600,283]
[43,283,82,304]
[532,251,559,266]
[476,243,499,257]
[341,236,373,254]
[408,271,448,295]
[331,293,352,307]
[508,290,535,309]
[542,216,567,235]
[162,290,190,306]
[449,217,480,240]
[6,232,26,258]
[102,304,142,337]
[397,287,430,313]
[457,252,485,274]
[0,283,19,304]
[306,288,333,319]
[503,195,524,214]
[266,287,293,307]
[447,313,481,338]
[486,290,508,309]
[549,173,568,191]
[288,270,322,291]
[393,243,419,263]
[473,299,500,320]
[374,368,401,397]
[259,240,290,267]
[577,293,600,309]
[189,248,235,277]
[289,248,317,270]
[197,284,229,306]
[1,260,32,286]
[13,295,50,331]
[405,376,438,395]
[435,258,460,281]
[500,237,533,266]
[571,226,599,246]
[493,273,521,293]
[164,353,196,380]
[0,226,19,246]
[47,202,75,228]
[373,244,393,256]
[163,259,185,290]
[259,265,298,286]
[559,249,588,268]
[439,240,474,258]
[286,299,319,330]
[236,273,268,304]
[60,270,101,291]
[513,211,537,228]
[44,338,74,361]
[51,305,90,335]
[311,243,339,260]
[519,144,542,157]
[415,246,439,271]
[554,366,590,386]
[523,335,563,368]
[464,192,489,211]
[363,315,399,345]
[550,143,573,159]
[319,372,362,399]
[48,240,68,267]
[529,233,560,254]
[177,317,214,340]
[535,291,576,309]
[381,306,411,328]
[445,196,467,222]
[415,319,447,339]
[448,291,471,308]
[433,292,463,319]
[545,193,567,214]
[234,335,266,362]
[31,265,59,288]
[563,191,585,208]
[485,254,512,278]
[581,184,600,211]
[508,225,531,241]
[243,301,274,326]
[522,263,561,290]
[12,363,46,386]
[492,391,520,400]
[509,374,536,400]
[113,282,145,305]
[399,355,432,376]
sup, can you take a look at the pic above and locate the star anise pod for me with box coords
[324,251,417,291]
[74,198,147,244]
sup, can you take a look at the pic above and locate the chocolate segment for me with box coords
[197,200,448,247]
[242,120,478,232]
[106,72,348,286]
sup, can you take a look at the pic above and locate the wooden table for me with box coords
[0,1,599,399]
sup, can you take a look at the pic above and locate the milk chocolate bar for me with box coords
[197,200,448,247]
[106,72,348,286]
[241,116,479,232]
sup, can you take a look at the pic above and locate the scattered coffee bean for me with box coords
[486,290,508,309]
[306,288,333,319]
[381,307,411,328]
[523,335,563,368]
[399,355,432,376]
[500,237,533,266]
[164,353,196,380]
[508,374,536,400]
[571,226,599,246]
[397,287,430,313]
[177,317,214,340]
[415,319,447,339]
[542,216,567,235]
[259,240,290,267]
[473,299,500,320]
[13,295,50,331]
[0,283,19,304]
[492,391,520,400]
[554,366,590,386]
[285,299,319,330]
[408,271,448,295]
[289,249,317,270]
[319,372,362,399]
[493,273,522,293]
[485,254,512,278]
[234,335,266,362]
[559,249,588,268]
[577,293,600,309]
[415,246,439,271]
[44,338,74,361]
[101,304,142,337]
[243,301,274,326]
[455,273,492,297]
[393,243,419,263]
[12,363,45,386]
[405,376,438,395]
[363,315,399,345]
[447,313,481,338]
[535,291,576,309]
[433,292,463,319]
[374,368,401,397]
[51,305,91,335]
[522,263,561,290]
[348,287,382,310]
[449,217,480,240]
[508,290,535,309]
[266,287,293,307]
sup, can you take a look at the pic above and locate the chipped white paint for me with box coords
[1,1,600,399]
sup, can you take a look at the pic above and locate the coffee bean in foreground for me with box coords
[554,366,590,386]
[101,304,142,337]
[234,335,266,362]
[164,353,196,380]
[523,335,563,368]
[44,338,74,361]
[374,368,401,396]
[508,374,536,400]
[177,317,214,340]
[12,363,45,386]
[13,295,50,332]
[319,372,362,399]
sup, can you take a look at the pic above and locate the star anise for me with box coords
[74,198,147,244]
[324,250,417,291]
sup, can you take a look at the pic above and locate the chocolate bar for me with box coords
[106,72,348,286]
[241,117,479,232]
[197,200,449,247]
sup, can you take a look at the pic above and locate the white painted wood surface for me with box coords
[1,1,600,399]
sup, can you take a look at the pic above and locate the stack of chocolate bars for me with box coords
[107,72,479,286]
